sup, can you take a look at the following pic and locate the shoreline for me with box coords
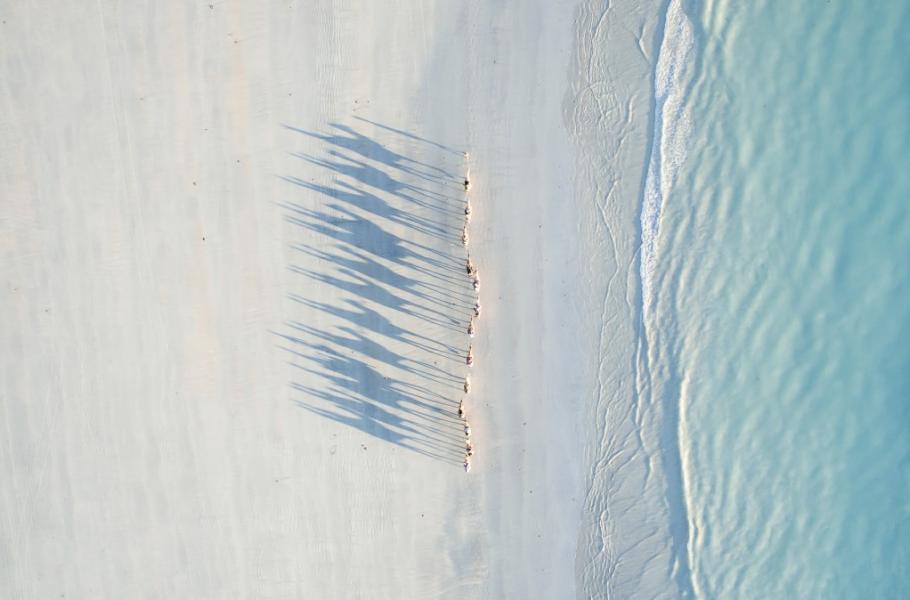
[566,0,694,597]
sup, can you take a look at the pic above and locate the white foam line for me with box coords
[640,0,695,312]
[639,1,698,598]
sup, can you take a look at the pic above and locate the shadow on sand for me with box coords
[277,120,471,464]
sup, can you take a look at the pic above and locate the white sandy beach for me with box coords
[1,1,670,598]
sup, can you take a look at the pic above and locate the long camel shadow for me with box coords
[278,119,471,465]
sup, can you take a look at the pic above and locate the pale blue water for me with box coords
[644,0,910,597]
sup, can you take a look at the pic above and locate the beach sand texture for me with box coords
[0,1,627,598]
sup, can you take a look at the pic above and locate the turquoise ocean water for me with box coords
[642,0,910,597]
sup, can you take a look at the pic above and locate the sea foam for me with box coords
[640,0,695,311]
[638,1,698,597]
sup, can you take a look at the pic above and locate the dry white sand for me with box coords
[0,1,605,599]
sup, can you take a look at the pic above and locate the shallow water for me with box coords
[646,1,910,597]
